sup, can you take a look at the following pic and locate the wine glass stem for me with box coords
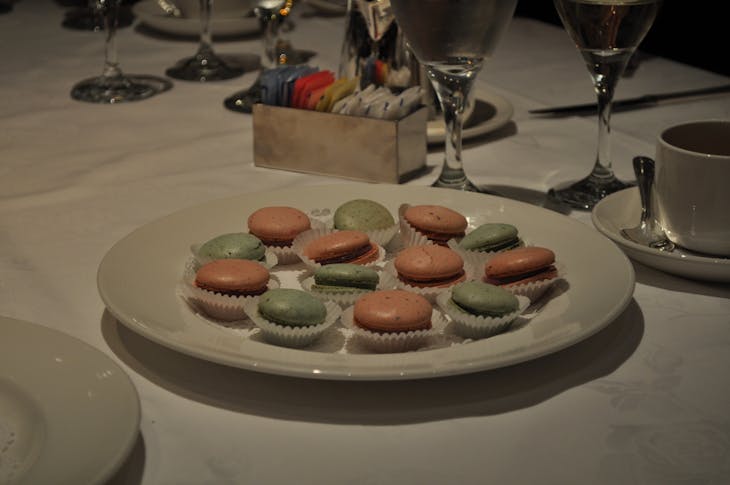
[592,75,617,180]
[197,0,214,57]
[427,65,479,186]
[100,0,122,79]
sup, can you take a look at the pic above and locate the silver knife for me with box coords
[529,83,730,116]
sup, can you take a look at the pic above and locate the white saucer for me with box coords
[592,188,730,282]
[133,0,259,37]
[0,317,140,484]
[427,91,513,145]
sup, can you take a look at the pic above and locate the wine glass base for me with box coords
[71,75,172,104]
[223,83,262,114]
[166,54,245,82]
[548,175,633,210]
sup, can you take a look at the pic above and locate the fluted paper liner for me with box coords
[436,292,531,339]
[178,258,280,321]
[342,306,447,353]
[243,299,342,348]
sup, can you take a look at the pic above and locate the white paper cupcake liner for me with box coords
[178,259,280,321]
[436,292,530,339]
[397,204,434,248]
[342,306,447,353]
[243,299,342,348]
[291,228,386,272]
[190,243,278,269]
[383,259,476,302]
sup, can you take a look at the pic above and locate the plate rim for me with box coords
[98,184,635,381]
[591,188,730,281]
[0,316,140,485]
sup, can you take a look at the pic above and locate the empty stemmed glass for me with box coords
[388,0,518,192]
[71,0,172,103]
[547,0,662,209]
[166,0,246,81]
[223,0,307,112]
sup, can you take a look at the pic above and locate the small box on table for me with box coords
[253,104,428,184]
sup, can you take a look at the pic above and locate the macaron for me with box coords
[312,263,380,292]
[198,233,266,262]
[194,259,270,296]
[258,288,327,327]
[247,206,311,247]
[484,247,558,286]
[353,290,432,333]
[333,199,395,231]
[448,281,519,318]
[403,205,467,245]
[394,245,466,288]
[303,230,380,265]
[458,223,522,253]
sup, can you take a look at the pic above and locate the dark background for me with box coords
[515,2,729,76]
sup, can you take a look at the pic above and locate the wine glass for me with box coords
[547,0,661,209]
[71,0,172,103]
[388,0,518,192]
[166,0,246,81]
[224,0,305,112]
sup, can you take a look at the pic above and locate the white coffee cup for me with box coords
[654,120,730,256]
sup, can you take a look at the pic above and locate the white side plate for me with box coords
[0,317,140,485]
[98,184,634,380]
[427,92,514,145]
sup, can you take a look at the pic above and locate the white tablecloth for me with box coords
[2,2,730,484]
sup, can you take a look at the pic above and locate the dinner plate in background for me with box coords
[592,188,730,282]
[427,91,514,145]
[0,317,140,485]
[132,0,260,38]
[97,184,635,380]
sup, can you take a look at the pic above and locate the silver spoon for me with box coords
[621,156,675,251]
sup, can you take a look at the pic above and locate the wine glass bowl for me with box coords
[548,0,661,209]
[389,0,518,192]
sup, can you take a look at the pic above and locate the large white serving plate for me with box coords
[592,188,730,282]
[97,184,634,380]
[0,317,140,485]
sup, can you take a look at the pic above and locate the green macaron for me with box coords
[458,223,522,252]
[312,263,379,292]
[258,288,327,327]
[449,281,519,317]
[333,199,395,231]
[198,233,266,261]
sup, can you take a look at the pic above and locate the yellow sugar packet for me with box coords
[315,77,358,112]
